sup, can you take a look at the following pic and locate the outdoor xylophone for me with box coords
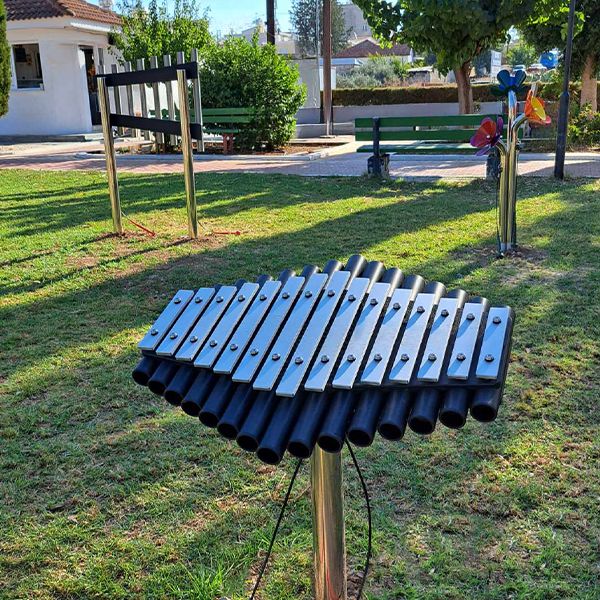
[133,255,514,465]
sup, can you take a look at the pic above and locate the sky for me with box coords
[93,1,295,36]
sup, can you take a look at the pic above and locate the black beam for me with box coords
[109,113,203,138]
[99,62,198,87]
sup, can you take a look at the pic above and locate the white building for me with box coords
[1,0,121,137]
[341,2,372,44]
[230,19,297,56]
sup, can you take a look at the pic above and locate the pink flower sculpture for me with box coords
[470,117,504,156]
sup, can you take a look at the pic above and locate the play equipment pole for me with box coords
[322,0,333,136]
[177,70,198,240]
[98,76,123,235]
[311,446,347,600]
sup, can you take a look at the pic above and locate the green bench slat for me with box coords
[203,107,254,116]
[357,143,476,154]
[356,129,477,142]
[355,114,497,128]
[202,116,252,124]
[204,128,240,134]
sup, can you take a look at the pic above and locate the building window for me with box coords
[13,44,44,89]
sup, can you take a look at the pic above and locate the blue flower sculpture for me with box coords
[491,69,527,97]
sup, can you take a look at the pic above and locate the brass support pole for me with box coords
[311,446,347,600]
[98,77,123,235]
[322,0,333,136]
[177,69,198,239]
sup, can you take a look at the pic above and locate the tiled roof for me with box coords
[334,39,411,59]
[6,0,121,26]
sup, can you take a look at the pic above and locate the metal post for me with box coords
[163,55,177,146]
[311,447,347,600]
[322,0,333,136]
[150,56,163,148]
[124,61,137,137]
[554,0,577,179]
[98,77,123,235]
[137,58,150,141]
[496,142,509,253]
[266,0,276,45]
[177,69,198,240]
[111,63,124,136]
[190,48,205,152]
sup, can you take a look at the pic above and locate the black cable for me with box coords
[346,441,372,600]
[249,458,304,600]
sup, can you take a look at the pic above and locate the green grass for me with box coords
[0,169,599,600]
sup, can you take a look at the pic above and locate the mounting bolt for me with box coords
[393,302,401,310]
[150,329,159,336]
[238,294,245,302]
[230,343,238,351]
[209,340,218,348]
[250,348,259,356]
[370,298,378,306]
[260,294,267,301]
[428,353,437,362]
[295,356,303,365]
[493,316,502,324]
[190,336,198,343]
[327,290,335,297]
[416,305,425,313]
[169,332,178,340]
[466,313,475,321]
[484,354,495,363]
[216,296,224,303]
[272,353,281,361]
[400,353,410,362]
[347,354,356,363]
[282,292,290,299]
[374,353,383,362]
[174,297,181,304]
[194,297,202,304]
[348,294,356,302]
[305,291,313,298]
[441,309,449,317]
[321,355,329,363]
[456,352,466,361]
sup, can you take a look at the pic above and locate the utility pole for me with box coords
[322,0,333,136]
[266,0,276,45]
[554,0,577,179]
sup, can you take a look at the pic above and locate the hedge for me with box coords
[330,81,599,106]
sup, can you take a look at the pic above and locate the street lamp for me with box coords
[554,0,577,179]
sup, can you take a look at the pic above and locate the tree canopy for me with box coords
[111,0,212,64]
[0,0,10,116]
[290,0,349,56]
[522,0,600,110]
[353,0,536,113]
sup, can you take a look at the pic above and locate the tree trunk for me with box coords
[580,54,598,112]
[454,62,474,114]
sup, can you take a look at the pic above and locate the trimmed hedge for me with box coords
[330,81,599,106]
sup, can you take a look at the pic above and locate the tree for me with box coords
[352,0,536,113]
[290,0,349,56]
[523,0,600,111]
[506,39,539,67]
[111,0,212,64]
[0,0,10,116]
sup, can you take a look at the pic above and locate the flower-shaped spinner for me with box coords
[491,69,527,97]
[525,90,551,125]
[470,116,504,156]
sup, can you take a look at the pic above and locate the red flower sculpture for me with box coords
[470,117,504,156]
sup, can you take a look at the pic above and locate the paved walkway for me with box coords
[1,139,599,179]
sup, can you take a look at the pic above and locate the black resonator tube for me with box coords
[164,365,197,406]
[216,384,255,439]
[378,389,412,440]
[199,377,236,427]
[147,360,179,396]
[180,370,217,416]
[132,355,160,386]
[236,391,279,452]
[470,387,503,423]
[287,392,331,458]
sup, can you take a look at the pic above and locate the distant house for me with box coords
[1,0,121,138]
[341,2,373,44]
[230,19,297,56]
[332,39,415,71]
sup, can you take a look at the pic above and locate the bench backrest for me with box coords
[153,106,255,124]
[355,115,502,142]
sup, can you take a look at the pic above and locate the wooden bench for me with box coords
[154,106,255,154]
[354,115,504,176]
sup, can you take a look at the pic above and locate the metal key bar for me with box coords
[193,282,259,368]
[447,302,486,380]
[360,287,413,386]
[475,307,511,380]
[332,281,391,390]
[276,271,350,397]
[174,286,237,361]
[304,277,370,393]
[388,293,436,384]
[232,276,305,383]
[138,290,194,351]
[253,273,328,391]
[417,297,460,382]
[213,280,282,375]
[156,287,215,356]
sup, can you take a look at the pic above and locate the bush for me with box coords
[0,0,10,116]
[338,56,410,89]
[568,106,600,148]
[200,37,306,151]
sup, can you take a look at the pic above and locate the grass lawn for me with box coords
[0,169,599,600]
